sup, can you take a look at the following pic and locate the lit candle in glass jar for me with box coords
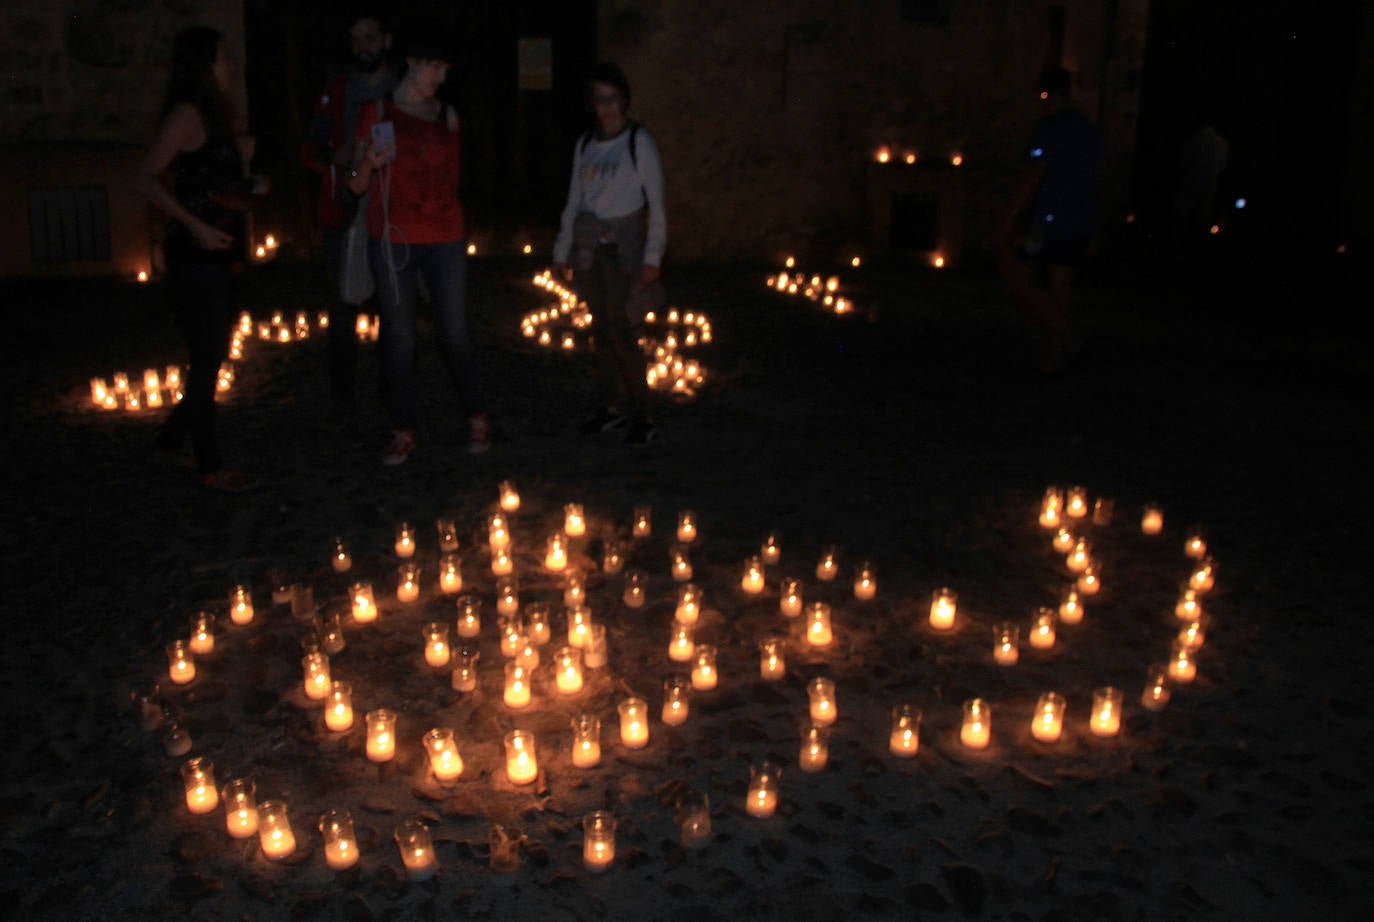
[676,510,698,544]
[1184,528,1207,559]
[302,651,330,700]
[564,504,586,537]
[1189,557,1215,592]
[668,623,695,662]
[496,579,519,617]
[516,634,540,672]
[395,522,416,559]
[366,709,397,762]
[396,564,420,603]
[351,582,376,623]
[223,778,258,837]
[229,584,254,625]
[584,623,608,669]
[499,480,521,512]
[567,605,592,649]
[498,615,524,657]
[674,583,701,624]
[258,800,296,860]
[434,517,459,554]
[759,638,785,679]
[438,554,462,594]
[678,792,711,848]
[1029,607,1056,649]
[993,622,1020,665]
[623,570,646,608]
[1142,664,1171,710]
[504,730,538,784]
[1065,486,1089,520]
[1066,537,1091,573]
[1052,527,1076,554]
[564,570,586,607]
[488,513,511,552]
[451,647,479,692]
[319,809,358,870]
[761,532,781,565]
[798,725,828,772]
[1077,562,1101,595]
[571,714,601,767]
[503,662,531,709]
[162,720,192,757]
[1059,587,1083,624]
[1175,588,1203,621]
[808,677,837,725]
[1039,488,1063,528]
[853,561,877,600]
[671,548,694,582]
[423,727,464,782]
[807,603,833,647]
[331,536,352,573]
[961,698,991,749]
[90,377,108,405]
[1168,639,1196,683]
[815,546,839,581]
[691,645,718,690]
[929,588,957,631]
[455,596,481,638]
[423,622,451,667]
[550,646,582,694]
[325,681,354,731]
[167,640,196,685]
[889,704,921,757]
[491,547,515,576]
[180,757,218,814]
[1031,692,1066,742]
[780,578,802,618]
[395,817,437,881]
[662,676,691,725]
[1141,505,1164,535]
[618,697,650,748]
[602,539,625,574]
[1178,616,1207,652]
[188,612,215,655]
[746,760,782,816]
[582,811,616,872]
[523,603,551,646]
[632,506,652,538]
[1090,686,1122,736]
[270,572,291,605]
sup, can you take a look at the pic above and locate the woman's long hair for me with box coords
[161,26,234,135]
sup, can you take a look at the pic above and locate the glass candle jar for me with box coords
[671,548,694,583]
[807,677,837,725]
[350,582,376,623]
[181,757,218,814]
[269,569,291,604]
[167,640,196,685]
[229,584,254,625]
[993,622,1020,665]
[488,512,511,552]
[1059,587,1084,624]
[396,564,420,603]
[779,578,803,618]
[618,697,650,748]
[290,583,317,621]
[1090,686,1123,737]
[499,480,521,512]
[423,727,464,782]
[691,645,718,690]
[451,647,479,692]
[223,778,258,838]
[571,714,601,768]
[1039,487,1063,528]
[746,760,782,816]
[438,554,463,594]
[566,605,592,649]
[395,817,437,881]
[815,545,839,582]
[491,547,515,576]
[365,709,397,762]
[1189,557,1216,592]
[545,533,569,571]
[1142,664,1171,711]
[1178,616,1208,652]
[1141,504,1164,535]
[563,570,587,607]
[761,532,781,565]
[522,603,551,646]
[162,719,192,757]
[516,634,540,671]
[584,623,608,669]
[564,503,587,537]
[798,725,828,772]
[455,595,481,638]
[302,651,330,700]
[188,611,215,656]
[1184,527,1207,560]
[582,811,616,872]
[623,570,647,608]
[853,561,877,601]
[1077,562,1102,595]
[889,704,922,757]
[1175,588,1203,622]
[319,808,358,869]
[423,622,451,667]
[498,615,524,658]
[675,510,698,544]
[395,522,416,559]
[1031,692,1066,742]
[929,588,957,631]
[1168,638,1197,683]
[325,681,354,731]
[677,791,711,848]
[1066,537,1091,574]
[735,555,764,595]
[504,662,532,709]
[759,638,785,679]
[317,612,346,655]
[504,730,538,784]
[662,675,691,725]
[1052,527,1076,554]
[553,646,584,695]
[806,602,834,647]
[1093,497,1115,525]
[1029,607,1057,649]
[632,505,652,538]
[960,698,991,749]
[602,539,625,574]
[435,517,459,553]
[1065,485,1089,520]
[496,578,519,618]
[675,583,702,624]
[258,800,296,860]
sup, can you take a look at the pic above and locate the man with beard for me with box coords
[303,11,398,424]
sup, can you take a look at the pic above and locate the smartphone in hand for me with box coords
[370,121,396,161]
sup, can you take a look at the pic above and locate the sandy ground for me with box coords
[0,251,1369,921]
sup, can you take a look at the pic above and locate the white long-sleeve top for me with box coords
[552,123,667,267]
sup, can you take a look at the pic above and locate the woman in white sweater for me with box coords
[552,62,666,445]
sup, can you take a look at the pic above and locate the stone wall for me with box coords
[597,0,1146,265]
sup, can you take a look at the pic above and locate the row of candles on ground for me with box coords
[1039,486,1216,689]
[89,366,185,412]
[765,258,857,313]
[873,145,963,167]
[523,271,712,398]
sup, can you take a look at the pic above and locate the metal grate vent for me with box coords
[29,186,112,263]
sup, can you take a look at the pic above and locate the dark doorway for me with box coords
[242,0,598,255]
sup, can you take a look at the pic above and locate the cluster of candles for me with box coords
[523,270,713,399]
[872,145,963,167]
[89,366,185,412]
[765,257,854,314]
[250,233,280,263]
[150,479,1215,875]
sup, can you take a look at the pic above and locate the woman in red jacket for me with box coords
[348,29,490,464]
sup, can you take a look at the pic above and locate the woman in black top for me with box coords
[139,27,267,492]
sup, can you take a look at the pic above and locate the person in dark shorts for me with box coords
[998,67,1104,372]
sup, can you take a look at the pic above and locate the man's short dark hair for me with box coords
[1040,67,1073,99]
[589,62,631,107]
[352,9,388,33]
[398,22,454,64]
